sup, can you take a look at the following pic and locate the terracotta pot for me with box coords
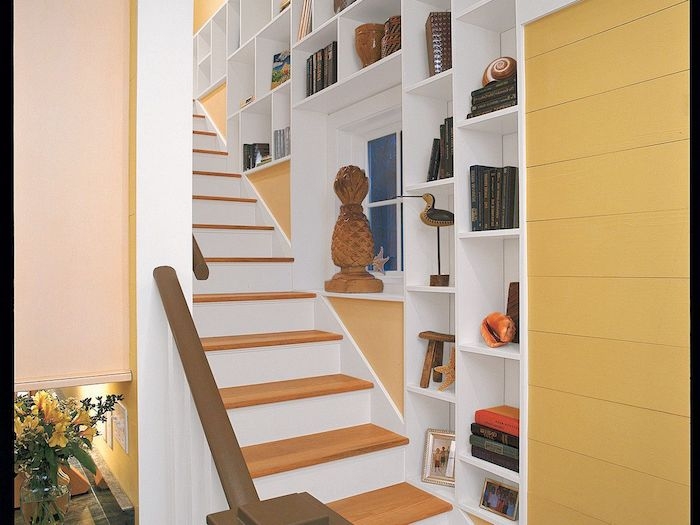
[355,23,385,68]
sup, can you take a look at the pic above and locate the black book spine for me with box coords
[489,167,497,229]
[324,43,331,89]
[477,165,486,231]
[330,41,338,85]
[438,123,446,179]
[427,138,440,181]
[471,83,517,105]
[472,92,518,112]
[315,49,324,91]
[481,166,491,230]
[471,422,520,448]
[495,167,503,229]
[472,445,519,472]
[444,116,453,178]
[468,99,517,119]
[469,165,481,231]
[470,76,517,98]
[512,167,519,228]
[306,55,312,96]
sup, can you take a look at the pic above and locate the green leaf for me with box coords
[72,446,97,475]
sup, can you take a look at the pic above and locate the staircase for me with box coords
[190,103,453,524]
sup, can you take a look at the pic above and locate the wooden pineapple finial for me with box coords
[324,165,383,293]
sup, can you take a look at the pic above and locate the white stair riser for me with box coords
[193,132,221,150]
[192,117,210,132]
[194,299,315,336]
[229,391,371,446]
[194,229,274,258]
[193,262,292,293]
[192,200,256,225]
[193,152,229,172]
[253,448,406,504]
[193,175,241,198]
[207,343,341,388]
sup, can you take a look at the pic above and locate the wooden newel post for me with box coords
[418,330,455,388]
[325,165,383,293]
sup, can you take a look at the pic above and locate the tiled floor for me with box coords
[14,456,134,525]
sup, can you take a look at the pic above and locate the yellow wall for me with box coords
[525,1,689,523]
[247,160,292,240]
[199,82,227,140]
[193,0,226,34]
[327,298,404,414]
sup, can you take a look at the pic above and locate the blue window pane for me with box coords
[369,205,397,272]
[368,134,397,203]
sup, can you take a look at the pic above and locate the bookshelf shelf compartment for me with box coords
[458,228,520,240]
[458,452,520,484]
[455,0,516,33]
[404,69,453,101]
[407,384,456,403]
[405,178,455,193]
[458,343,520,360]
[456,105,518,134]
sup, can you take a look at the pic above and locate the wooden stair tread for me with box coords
[220,374,374,409]
[193,148,228,155]
[193,170,241,178]
[204,256,294,263]
[193,195,256,203]
[201,329,343,351]
[193,224,274,231]
[193,129,216,136]
[327,482,453,525]
[193,113,206,118]
[242,424,408,478]
[194,291,317,303]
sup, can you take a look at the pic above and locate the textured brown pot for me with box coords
[355,23,385,68]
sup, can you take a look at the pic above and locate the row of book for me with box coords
[242,143,270,171]
[273,126,291,159]
[427,116,454,181]
[305,41,337,97]
[467,76,517,119]
[469,165,519,231]
[471,404,520,472]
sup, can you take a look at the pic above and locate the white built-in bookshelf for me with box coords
[194,0,526,522]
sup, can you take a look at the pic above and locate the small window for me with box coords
[366,131,402,272]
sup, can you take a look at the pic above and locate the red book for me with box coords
[474,405,520,437]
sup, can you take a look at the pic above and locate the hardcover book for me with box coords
[427,138,440,181]
[475,405,520,436]
[471,422,519,448]
[444,116,453,178]
[469,434,519,459]
[472,445,519,472]
[438,123,446,179]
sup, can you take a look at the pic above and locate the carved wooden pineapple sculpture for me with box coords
[324,165,383,293]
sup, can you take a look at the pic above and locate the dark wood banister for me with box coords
[153,265,350,525]
[193,234,209,280]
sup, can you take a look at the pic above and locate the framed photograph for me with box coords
[421,429,456,487]
[480,478,519,521]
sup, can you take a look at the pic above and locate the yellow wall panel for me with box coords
[525,0,684,59]
[528,440,690,525]
[528,495,609,525]
[526,71,688,167]
[528,209,689,278]
[529,332,689,416]
[527,141,689,221]
[529,386,689,484]
[247,160,291,240]
[199,83,227,140]
[528,276,689,347]
[526,2,688,111]
[327,298,404,414]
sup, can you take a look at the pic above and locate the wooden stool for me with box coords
[418,331,455,388]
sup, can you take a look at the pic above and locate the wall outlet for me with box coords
[112,400,128,453]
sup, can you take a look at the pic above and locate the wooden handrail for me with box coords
[153,266,349,524]
[153,266,258,514]
[193,235,209,280]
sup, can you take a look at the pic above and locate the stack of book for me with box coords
[273,126,290,159]
[305,41,338,97]
[467,76,517,119]
[427,116,453,181]
[468,165,518,231]
[243,143,270,171]
[470,405,519,472]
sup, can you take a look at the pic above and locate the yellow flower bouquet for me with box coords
[14,390,123,524]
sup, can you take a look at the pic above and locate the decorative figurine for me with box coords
[325,165,384,293]
[420,193,454,286]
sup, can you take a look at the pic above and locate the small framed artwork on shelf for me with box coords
[480,478,519,521]
[421,429,456,487]
[271,50,291,89]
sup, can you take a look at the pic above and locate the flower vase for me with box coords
[19,468,71,525]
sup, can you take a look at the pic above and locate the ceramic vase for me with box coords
[354,23,385,68]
